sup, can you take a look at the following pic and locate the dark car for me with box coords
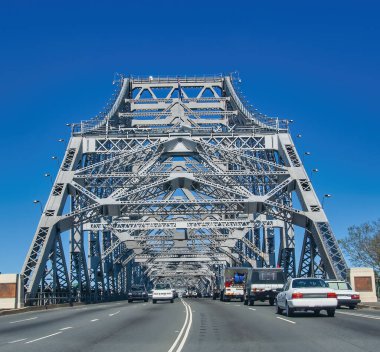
[128,285,149,303]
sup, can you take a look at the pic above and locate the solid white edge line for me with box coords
[25,332,62,344]
[276,317,296,324]
[168,299,189,352]
[176,300,193,352]
[9,317,38,324]
[8,338,27,344]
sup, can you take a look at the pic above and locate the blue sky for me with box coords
[0,0,379,273]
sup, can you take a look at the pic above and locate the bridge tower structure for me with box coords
[22,74,348,304]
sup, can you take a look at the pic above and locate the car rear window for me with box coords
[327,282,352,290]
[131,286,145,291]
[292,279,327,288]
[155,283,171,290]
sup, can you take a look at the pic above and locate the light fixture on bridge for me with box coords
[33,200,43,214]
[322,194,332,209]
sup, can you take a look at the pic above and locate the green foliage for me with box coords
[339,219,380,274]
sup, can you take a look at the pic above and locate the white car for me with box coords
[152,283,174,304]
[276,278,337,317]
[325,280,361,309]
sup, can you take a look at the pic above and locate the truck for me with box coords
[220,267,250,302]
[244,268,285,306]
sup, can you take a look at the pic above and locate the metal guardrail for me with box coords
[26,291,130,306]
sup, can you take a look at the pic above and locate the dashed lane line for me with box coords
[109,311,120,316]
[276,317,296,324]
[8,338,27,344]
[336,311,380,320]
[25,332,62,344]
[91,319,99,322]
[59,327,73,331]
[9,317,38,324]
[248,308,256,311]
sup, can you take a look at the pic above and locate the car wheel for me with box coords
[349,306,355,310]
[314,309,320,316]
[327,309,335,317]
[286,302,294,317]
[153,300,157,304]
[249,300,254,306]
[243,299,248,305]
[240,297,244,302]
[276,302,283,314]
[170,299,174,303]
[269,298,275,306]
[144,299,148,302]
[128,300,132,303]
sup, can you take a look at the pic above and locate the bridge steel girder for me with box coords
[22,74,348,304]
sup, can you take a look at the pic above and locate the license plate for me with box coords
[339,296,351,300]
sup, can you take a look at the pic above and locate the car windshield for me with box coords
[155,283,171,290]
[251,270,285,284]
[327,281,352,290]
[131,286,144,291]
[292,279,327,288]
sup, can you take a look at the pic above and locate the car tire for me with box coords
[349,306,355,310]
[153,300,157,304]
[314,309,320,316]
[327,309,335,317]
[276,303,283,314]
[243,299,248,305]
[144,299,148,302]
[269,298,275,306]
[128,300,132,303]
[240,298,244,302]
[286,302,294,317]
[249,300,254,306]
[170,299,174,303]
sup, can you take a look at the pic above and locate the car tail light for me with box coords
[327,292,337,298]
[351,294,360,300]
[292,292,303,299]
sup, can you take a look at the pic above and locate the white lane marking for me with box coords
[176,300,193,352]
[276,317,296,324]
[9,317,38,324]
[234,304,241,307]
[73,307,88,310]
[8,338,27,344]
[225,303,231,305]
[109,311,120,316]
[248,308,256,311]
[336,311,380,320]
[59,327,73,331]
[25,332,62,344]
[91,319,99,322]
[168,299,192,352]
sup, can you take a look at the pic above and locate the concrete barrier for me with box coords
[0,274,24,309]
[348,268,378,303]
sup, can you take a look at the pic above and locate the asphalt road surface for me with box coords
[0,299,379,352]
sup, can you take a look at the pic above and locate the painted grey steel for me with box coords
[21,73,347,304]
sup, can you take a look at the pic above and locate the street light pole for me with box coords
[44,173,53,185]
[33,200,43,214]
[322,194,332,209]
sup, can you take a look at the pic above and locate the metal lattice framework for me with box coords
[22,73,348,303]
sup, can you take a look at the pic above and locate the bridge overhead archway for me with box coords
[22,74,347,304]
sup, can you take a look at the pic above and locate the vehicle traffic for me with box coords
[244,268,285,306]
[220,267,250,302]
[276,278,337,317]
[325,280,361,309]
[152,283,174,304]
[128,284,149,303]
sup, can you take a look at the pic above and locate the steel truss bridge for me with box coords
[22,73,348,304]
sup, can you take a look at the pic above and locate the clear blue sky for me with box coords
[1,0,379,273]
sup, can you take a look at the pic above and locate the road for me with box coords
[0,299,379,352]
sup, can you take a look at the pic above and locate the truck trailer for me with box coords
[244,268,285,306]
[220,267,250,302]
